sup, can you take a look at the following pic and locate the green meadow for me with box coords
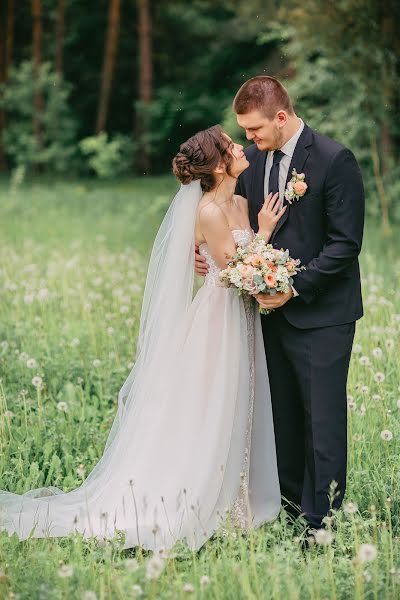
[0,177,399,599]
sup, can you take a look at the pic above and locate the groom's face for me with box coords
[236,110,283,152]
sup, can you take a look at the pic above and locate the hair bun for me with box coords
[172,151,196,185]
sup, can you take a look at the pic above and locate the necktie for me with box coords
[268,150,284,197]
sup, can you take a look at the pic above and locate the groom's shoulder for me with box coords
[307,125,348,157]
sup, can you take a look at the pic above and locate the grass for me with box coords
[0,176,399,599]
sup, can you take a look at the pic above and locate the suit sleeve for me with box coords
[293,148,365,304]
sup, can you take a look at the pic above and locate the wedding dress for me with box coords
[0,181,280,552]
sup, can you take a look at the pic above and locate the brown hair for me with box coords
[233,76,294,119]
[172,125,233,192]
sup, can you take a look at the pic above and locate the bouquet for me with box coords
[219,234,305,314]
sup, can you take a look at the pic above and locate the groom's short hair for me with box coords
[233,76,294,119]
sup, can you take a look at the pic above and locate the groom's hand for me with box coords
[255,289,293,309]
[195,245,209,276]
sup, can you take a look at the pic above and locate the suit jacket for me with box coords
[235,123,365,329]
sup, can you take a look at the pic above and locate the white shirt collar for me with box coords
[279,118,304,158]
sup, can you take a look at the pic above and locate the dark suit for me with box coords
[236,123,365,527]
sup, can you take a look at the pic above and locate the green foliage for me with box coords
[79,132,135,179]
[0,61,78,173]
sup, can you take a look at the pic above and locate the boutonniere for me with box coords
[284,169,308,204]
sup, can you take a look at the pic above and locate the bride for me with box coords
[0,125,283,552]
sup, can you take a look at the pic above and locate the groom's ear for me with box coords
[276,110,288,128]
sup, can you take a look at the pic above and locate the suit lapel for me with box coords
[271,123,313,242]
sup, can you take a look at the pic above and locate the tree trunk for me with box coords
[0,7,6,170]
[95,0,121,134]
[136,0,153,173]
[32,0,44,163]
[0,0,14,170]
[55,0,65,75]
[5,0,14,79]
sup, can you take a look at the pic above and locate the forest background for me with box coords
[0,0,399,233]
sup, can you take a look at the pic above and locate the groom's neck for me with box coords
[280,114,302,147]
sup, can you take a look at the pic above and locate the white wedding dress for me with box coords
[0,183,280,552]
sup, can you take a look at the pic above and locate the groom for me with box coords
[196,76,365,530]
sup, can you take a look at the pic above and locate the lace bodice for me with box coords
[199,229,253,287]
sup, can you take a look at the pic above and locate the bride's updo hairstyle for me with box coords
[172,125,233,192]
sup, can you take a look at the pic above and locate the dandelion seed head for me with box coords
[357,543,377,563]
[32,376,43,389]
[380,430,393,441]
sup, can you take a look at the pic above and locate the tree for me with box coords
[31,0,44,161]
[55,0,66,76]
[135,0,152,172]
[0,0,15,170]
[96,0,121,134]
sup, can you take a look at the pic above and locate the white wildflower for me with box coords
[106,327,115,336]
[58,564,74,578]
[37,288,49,301]
[200,575,210,587]
[372,347,383,359]
[353,344,362,354]
[372,394,381,402]
[374,372,385,383]
[360,385,369,395]
[76,464,85,478]
[92,359,101,368]
[183,583,195,593]
[125,318,134,327]
[120,305,129,314]
[132,585,143,597]
[4,410,14,418]
[82,592,97,600]
[57,401,69,412]
[380,430,393,441]
[70,338,80,347]
[363,570,372,582]
[31,376,43,389]
[343,501,358,515]
[124,558,139,572]
[359,356,370,366]
[26,358,37,369]
[314,529,334,546]
[385,339,395,351]
[145,555,165,580]
[357,543,377,563]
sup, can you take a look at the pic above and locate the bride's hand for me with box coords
[257,192,287,241]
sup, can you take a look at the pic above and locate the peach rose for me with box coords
[250,255,265,267]
[285,260,296,273]
[237,263,255,279]
[293,181,308,197]
[264,273,277,288]
[243,254,256,265]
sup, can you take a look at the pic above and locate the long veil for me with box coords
[0,180,204,544]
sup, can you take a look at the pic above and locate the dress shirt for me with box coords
[264,118,305,204]
[263,118,304,298]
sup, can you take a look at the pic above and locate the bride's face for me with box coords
[222,134,249,177]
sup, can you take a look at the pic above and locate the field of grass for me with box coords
[0,176,399,599]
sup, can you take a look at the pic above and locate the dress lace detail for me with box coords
[199,229,253,288]
[199,229,256,533]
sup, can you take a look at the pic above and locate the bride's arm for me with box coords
[199,204,237,270]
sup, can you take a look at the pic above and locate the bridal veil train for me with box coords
[0,180,280,551]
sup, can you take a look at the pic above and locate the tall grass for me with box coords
[0,178,399,599]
